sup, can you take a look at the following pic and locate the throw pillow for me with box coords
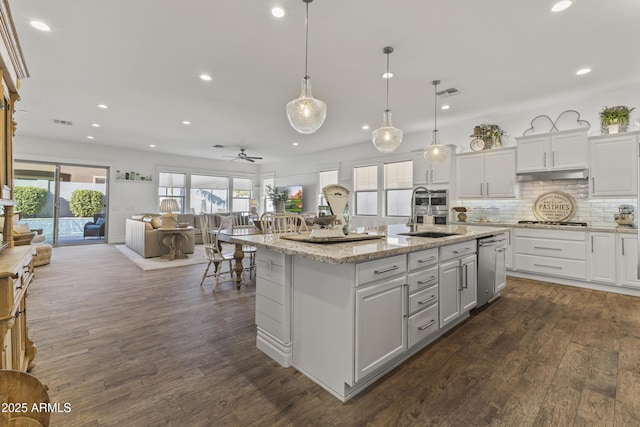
[13,223,31,234]
[150,216,163,229]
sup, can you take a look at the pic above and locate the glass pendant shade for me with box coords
[424,130,450,164]
[372,110,403,153]
[286,77,327,134]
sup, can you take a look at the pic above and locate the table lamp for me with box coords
[159,198,179,227]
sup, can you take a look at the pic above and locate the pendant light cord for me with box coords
[385,52,390,111]
[433,81,438,131]
[304,1,309,79]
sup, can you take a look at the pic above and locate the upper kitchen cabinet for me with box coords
[456,148,517,199]
[589,131,639,197]
[515,129,589,173]
[413,147,454,186]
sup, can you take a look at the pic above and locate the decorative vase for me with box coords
[608,124,620,134]
[276,200,285,214]
[342,203,350,235]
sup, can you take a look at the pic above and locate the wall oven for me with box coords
[413,189,449,225]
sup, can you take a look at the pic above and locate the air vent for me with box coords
[436,87,460,97]
[53,119,73,126]
[212,144,225,148]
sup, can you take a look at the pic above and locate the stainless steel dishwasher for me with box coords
[477,234,507,307]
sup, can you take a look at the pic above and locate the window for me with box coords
[319,169,338,193]
[384,161,413,216]
[158,172,186,212]
[191,175,228,213]
[232,177,252,211]
[262,177,274,213]
[354,165,378,216]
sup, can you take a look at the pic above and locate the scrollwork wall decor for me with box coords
[523,110,590,135]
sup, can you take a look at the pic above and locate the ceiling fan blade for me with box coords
[245,158,255,163]
[246,156,263,160]
[222,155,237,158]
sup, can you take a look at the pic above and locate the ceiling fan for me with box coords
[223,148,263,163]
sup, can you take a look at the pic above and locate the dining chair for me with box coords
[259,212,308,234]
[231,211,257,281]
[200,216,235,291]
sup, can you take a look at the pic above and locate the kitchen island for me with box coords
[230,224,508,401]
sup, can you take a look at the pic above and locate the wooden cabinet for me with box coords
[589,132,639,197]
[456,148,516,198]
[0,246,36,371]
[516,129,588,173]
[355,276,407,381]
[588,232,616,285]
[617,234,640,289]
[413,150,453,185]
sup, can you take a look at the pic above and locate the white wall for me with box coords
[14,135,259,243]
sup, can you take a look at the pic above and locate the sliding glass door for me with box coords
[14,161,109,246]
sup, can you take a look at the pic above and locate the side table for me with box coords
[158,227,194,260]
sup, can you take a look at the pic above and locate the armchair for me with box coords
[84,213,105,239]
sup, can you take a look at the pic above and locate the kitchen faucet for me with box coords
[408,186,430,232]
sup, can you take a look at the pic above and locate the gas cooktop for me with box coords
[517,220,588,227]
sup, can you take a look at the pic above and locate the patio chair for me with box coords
[83,213,105,239]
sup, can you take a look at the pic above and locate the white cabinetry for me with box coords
[456,148,517,199]
[589,132,639,197]
[617,234,640,289]
[439,241,477,328]
[505,229,514,270]
[516,129,588,172]
[588,232,616,285]
[407,248,439,348]
[355,255,407,382]
[514,228,587,280]
[413,150,452,185]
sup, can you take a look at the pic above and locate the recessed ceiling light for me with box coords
[292,142,299,146]
[576,67,591,75]
[362,124,370,130]
[382,72,393,79]
[87,136,94,139]
[149,144,156,148]
[551,1,573,12]
[96,104,108,109]
[441,105,450,110]
[271,7,286,18]
[182,120,191,125]
[200,74,212,81]
[91,123,100,127]
[30,21,50,32]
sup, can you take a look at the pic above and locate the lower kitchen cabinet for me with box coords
[514,228,586,280]
[439,254,477,328]
[355,276,407,381]
[617,234,640,288]
[588,232,616,285]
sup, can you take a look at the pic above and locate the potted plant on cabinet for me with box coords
[599,105,635,134]
[266,185,289,214]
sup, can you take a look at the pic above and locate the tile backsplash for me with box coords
[452,179,636,227]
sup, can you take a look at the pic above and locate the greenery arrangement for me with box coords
[14,186,48,217]
[477,123,506,141]
[69,189,104,217]
[266,185,289,204]
[599,105,635,126]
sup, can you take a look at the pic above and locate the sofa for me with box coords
[124,213,231,258]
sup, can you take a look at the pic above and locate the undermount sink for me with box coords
[397,231,459,238]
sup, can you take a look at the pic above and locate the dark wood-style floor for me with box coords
[27,244,640,426]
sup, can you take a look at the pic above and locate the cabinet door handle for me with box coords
[486,182,490,196]
[592,177,595,193]
[453,248,472,254]
[418,319,437,331]
[553,151,556,167]
[374,265,399,275]
[591,235,594,253]
[417,276,437,285]
[418,295,437,305]
[534,263,562,269]
[543,152,547,168]
[622,239,625,256]
[463,264,469,289]
[480,183,483,196]
[418,256,437,264]
[533,246,562,251]
[431,170,435,183]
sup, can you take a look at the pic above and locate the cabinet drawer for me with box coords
[515,228,585,241]
[356,254,406,287]
[408,248,439,271]
[515,237,586,260]
[408,303,439,348]
[256,251,285,284]
[440,240,477,262]
[409,284,438,315]
[515,254,586,280]
[408,266,438,294]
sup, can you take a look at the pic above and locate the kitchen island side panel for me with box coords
[292,256,356,397]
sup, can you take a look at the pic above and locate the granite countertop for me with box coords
[452,221,637,234]
[228,224,509,264]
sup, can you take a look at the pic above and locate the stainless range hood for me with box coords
[516,169,589,181]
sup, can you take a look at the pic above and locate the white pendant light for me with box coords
[286,0,327,134]
[372,46,403,153]
[424,79,450,164]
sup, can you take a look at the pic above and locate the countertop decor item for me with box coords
[533,191,576,222]
[372,46,403,153]
[285,0,327,134]
[266,185,290,213]
[615,204,635,226]
[522,110,590,135]
[599,105,635,134]
[471,123,506,149]
[424,80,451,164]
